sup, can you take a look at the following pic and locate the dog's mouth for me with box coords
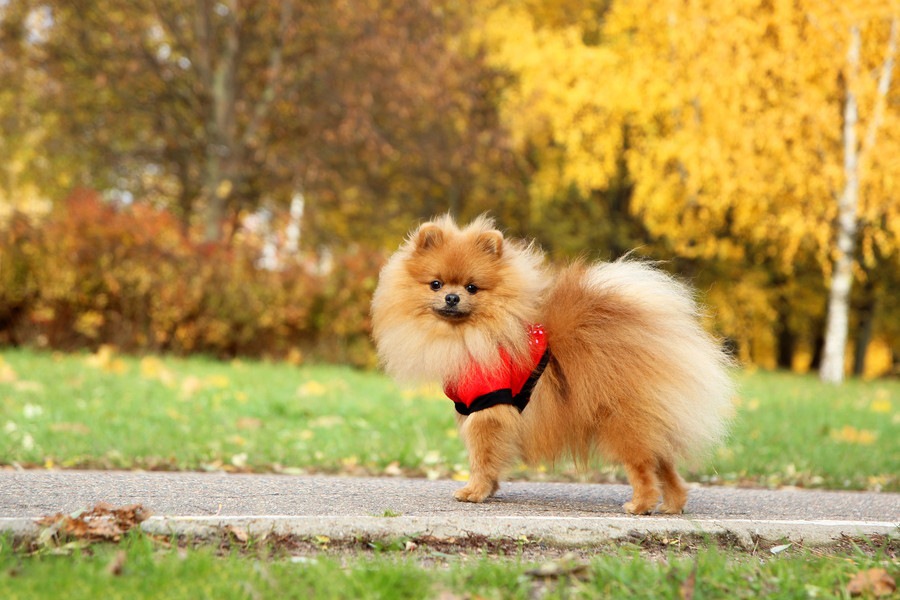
[433,307,470,321]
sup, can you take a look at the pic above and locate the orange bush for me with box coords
[0,192,384,365]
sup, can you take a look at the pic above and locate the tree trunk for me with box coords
[201,0,240,243]
[820,19,898,383]
[820,25,861,385]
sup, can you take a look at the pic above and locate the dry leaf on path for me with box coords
[37,503,151,543]
[847,569,896,597]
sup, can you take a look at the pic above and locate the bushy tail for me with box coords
[538,259,734,462]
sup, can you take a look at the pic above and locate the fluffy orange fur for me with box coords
[371,216,734,514]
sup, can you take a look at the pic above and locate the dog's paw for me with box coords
[623,501,655,515]
[453,480,498,503]
[658,502,685,515]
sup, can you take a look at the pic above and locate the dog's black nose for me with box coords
[445,293,460,307]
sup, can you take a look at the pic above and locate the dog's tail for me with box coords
[537,259,734,463]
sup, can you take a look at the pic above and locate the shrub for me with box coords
[0,191,385,365]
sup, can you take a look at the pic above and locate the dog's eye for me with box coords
[465,284,478,294]
[429,280,443,291]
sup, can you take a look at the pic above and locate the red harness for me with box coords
[443,325,549,416]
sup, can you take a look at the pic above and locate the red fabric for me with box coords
[443,324,547,408]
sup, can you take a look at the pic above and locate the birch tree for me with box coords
[820,17,898,383]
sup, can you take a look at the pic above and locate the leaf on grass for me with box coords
[830,425,878,445]
[106,550,127,576]
[36,503,151,543]
[139,357,176,387]
[870,399,891,414]
[180,376,204,398]
[49,422,92,435]
[308,415,344,428]
[236,417,262,430]
[85,346,128,374]
[14,381,44,393]
[0,358,18,383]
[297,381,327,397]
[205,375,231,389]
[769,543,792,555]
[679,562,697,600]
[525,553,590,581]
[847,569,896,597]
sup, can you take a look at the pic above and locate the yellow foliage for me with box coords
[862,338,895,379]
[475,5,625,205]
[477,0,900,369]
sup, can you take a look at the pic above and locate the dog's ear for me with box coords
[414,222,444,251]
[476,230,503,257]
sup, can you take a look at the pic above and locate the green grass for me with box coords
[0,532,896,599]
[0,348,898,491]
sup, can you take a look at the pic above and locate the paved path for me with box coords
[1,470,897,546]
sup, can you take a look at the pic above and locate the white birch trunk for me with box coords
[820,19,898,384]
[819,25,861,385]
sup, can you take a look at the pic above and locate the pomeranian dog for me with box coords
[371,215,733,514]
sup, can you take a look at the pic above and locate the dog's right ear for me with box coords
[414,223,443,251]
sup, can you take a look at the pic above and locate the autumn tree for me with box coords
[478,0,900,372]
[0,2,54,214]
[9,0,521,245]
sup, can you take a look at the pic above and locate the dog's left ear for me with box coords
[414,222,444,251]
[476,230,503,257]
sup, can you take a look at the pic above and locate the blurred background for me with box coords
[1,0,898,381]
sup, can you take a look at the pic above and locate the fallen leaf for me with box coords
[139,357,176,386]
[180,376,204,398]
[308,415,344,428]
[225,526,249,543]
[85,346,127,374]
[49,422,92,435]
[680,562,697,600]
[870,399,892,413]
[847,569,896,597]
[106,550,127,576]
[37,503,151,543]
[383,462,403,476]
[297,381,327,397]
[205,375,230,388]
[236,417,262,430]
[769,543,792,555]
[13,381,43,393]
[525,553,590,581]
[0,358,18,383]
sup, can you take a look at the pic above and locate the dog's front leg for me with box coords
[454,405,522,503]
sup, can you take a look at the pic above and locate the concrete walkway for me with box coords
[1,470,897,546]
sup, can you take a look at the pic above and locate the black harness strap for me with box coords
[453,348,551,416]
[513,348,550,412]
[454,389,514,416]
